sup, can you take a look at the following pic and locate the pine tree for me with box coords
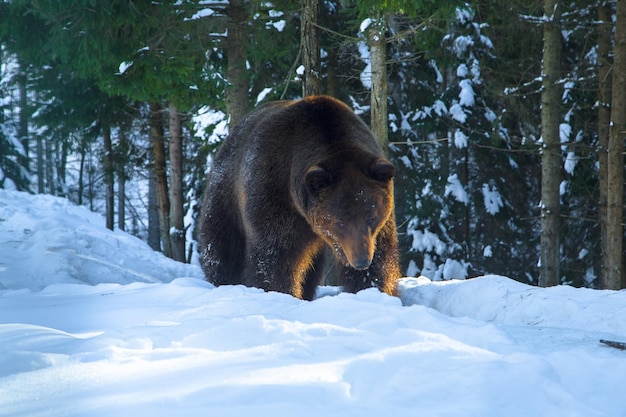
[604,0,626,289]
[539,0,562,287]
[301,0,322,96]
[0,55,29,190]
[598,1,613,288]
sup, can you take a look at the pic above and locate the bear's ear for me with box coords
[369,160,395,182]
[305,166,333,192]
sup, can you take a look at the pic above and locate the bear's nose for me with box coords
[352,258,371,270]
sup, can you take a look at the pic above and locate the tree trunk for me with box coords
[301,0,322,97]
[78,142,85,205]
[604,0,626,290]
[56,139,69,196]
[17,72,29,174]
[102,123,115,230]
[147,145,161,252]
[225,0,248,128]
[117,129,127,231]
[597,2,612,288]
[368,18,389,155]
[539,0,562,287]
[37,134,44,193]
[150,102,172,257]
[168,102,186,263]
[45,135,54,195]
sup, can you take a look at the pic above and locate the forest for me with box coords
[0,0,625,290]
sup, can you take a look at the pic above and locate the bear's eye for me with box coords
[336,221,347,229]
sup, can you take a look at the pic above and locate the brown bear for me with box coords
[197,95,401,300]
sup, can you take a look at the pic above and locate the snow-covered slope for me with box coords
[0,190,202,290]
[1,190,625,417]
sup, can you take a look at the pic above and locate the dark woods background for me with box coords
[1,0,625,289]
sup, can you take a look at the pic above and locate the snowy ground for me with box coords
[1,189,625,417]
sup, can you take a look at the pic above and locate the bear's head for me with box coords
[303,156,395,270]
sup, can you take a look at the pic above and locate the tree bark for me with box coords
[37,133,44,193]
[102,123,115,230]
[147,144,161,252]
[17,72,29,174]
[539,0,562,287]
[56,139,69,196]
[225,0,248,128]
[117,129,127,231]
[168,102,186,263]
[597,2,612,288]
[78,142,85,205]
[368,18,389,155]
[45,135,54,195]
[604,0,626,289]
[301,0,322,97]
[150,102,172,257]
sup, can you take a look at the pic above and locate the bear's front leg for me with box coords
[243,240,311,299]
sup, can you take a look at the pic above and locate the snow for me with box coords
[454,129,468,148]
[192,106,228,145]
[564,151,578,175]
[441,258,469,280]
[458,79,475,107]
[271,20,286,32]
[560,122,572,144]
[449,103,467,123]
[408,227,446,255]
[357,41,371,89]
[116,61,133,76]
[457,63,468,78]
[186,7,215,21]
[445,173,469,204]
[1,190,626,416]
[482,182,504,215]
[359,18,374,33]
[256,87,273,104]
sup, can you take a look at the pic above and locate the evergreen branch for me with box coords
[312,22,360,42]
[385,14,440,43]
[280,46,302,99]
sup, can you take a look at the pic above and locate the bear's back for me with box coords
[224,96,382,156]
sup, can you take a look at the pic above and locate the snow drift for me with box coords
[1,190,625,417]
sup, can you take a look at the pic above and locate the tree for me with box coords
[117,128,128,231]
[354,1,459,155]
[301,0,322,96]
[597,1,612,287]
[168,102,186,262]
[0,52,29,190]
[150,102,172,257]
[225,0,249,126]
[366,17,389,153]
[539,0,562,287]
[102,121,115,230]
[147,144,161,252]
[604,0,626,289]
[21,0,223,260]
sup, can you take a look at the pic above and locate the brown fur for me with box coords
[197,96,401,300]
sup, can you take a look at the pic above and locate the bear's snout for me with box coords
[351,258,371,270]
[341,233,374,271]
